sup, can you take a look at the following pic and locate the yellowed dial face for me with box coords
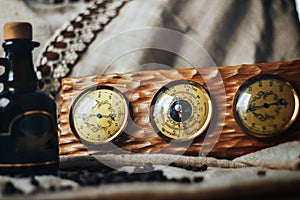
[150,80,212,140]
[234,75,299,138]
[70,86,128,144]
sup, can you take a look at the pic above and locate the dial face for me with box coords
[70,86,129,144]
[150,80,212,140]
[233,74,299,138]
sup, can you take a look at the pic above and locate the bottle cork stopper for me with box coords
[3,22,32,41]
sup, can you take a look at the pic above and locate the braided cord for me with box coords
[36,0,132,98]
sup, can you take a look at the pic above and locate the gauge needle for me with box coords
[96,113,116,121]
[76,113,98,117]
[178,111,181,127]
[248,98,288,112]
[176,98,182,136]
[110,113,116,121]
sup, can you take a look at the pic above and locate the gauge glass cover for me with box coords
[233,74,299,138]
[70,86,129,144]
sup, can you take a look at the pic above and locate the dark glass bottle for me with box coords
[0,22,59,175]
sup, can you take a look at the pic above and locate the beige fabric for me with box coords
[74,0,300,74]
[0,0,299,69]
[0,175,79,197]
[233,141,300,170]
[0,0,86,62]
[1,165,300,199]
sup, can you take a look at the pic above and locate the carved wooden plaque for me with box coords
[59,60,300,159]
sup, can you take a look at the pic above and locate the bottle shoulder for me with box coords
[0,89,56,111]
[1,88,53,98]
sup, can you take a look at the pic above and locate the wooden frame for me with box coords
[59,60,300,159]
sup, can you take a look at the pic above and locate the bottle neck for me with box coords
[2,39,40,91]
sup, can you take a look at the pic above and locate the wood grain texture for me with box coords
[59,60,300,159]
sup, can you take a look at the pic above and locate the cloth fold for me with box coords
[60,141,300,171]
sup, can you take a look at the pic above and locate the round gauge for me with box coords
[233,74,299,138]
[69,86,129,144]
[150,80,213,140]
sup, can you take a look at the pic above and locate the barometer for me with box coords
[150,80,213,141]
